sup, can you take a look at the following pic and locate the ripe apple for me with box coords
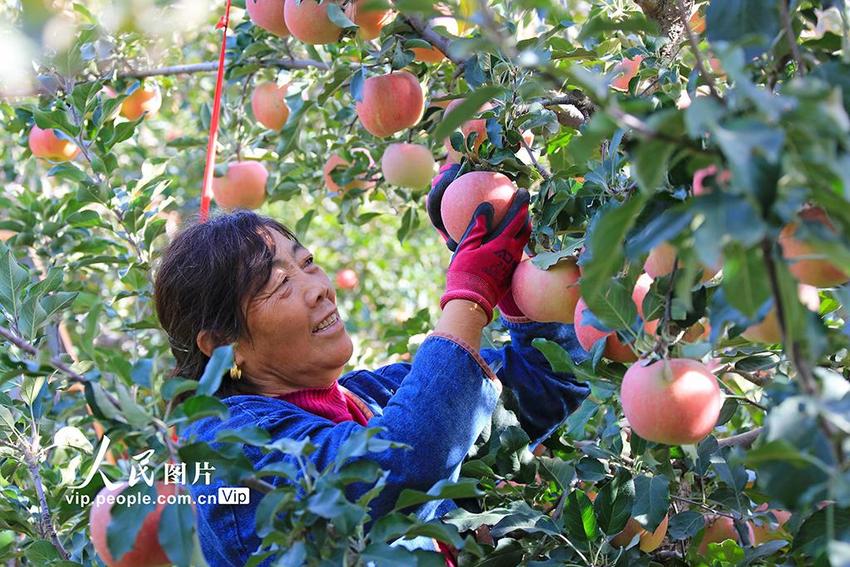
[28,125,79,162]
[335,268,359,290]
[246,0,289,36]
[90,481,176,567]
[356,71,424,137]
[120,85,162,121]
[440,171,517,242]
[443,98,493,161]
[779,207,849,288]
[323,151,375,193]
[750,504,791,545]
[742,284,820,343]
[632,273,660,335]
[212,161,268,210]
[611,514,669,552]
[345,0,394,40]
[411,16,458,62]
[620,358,723,445]
[689,11,706,34]
[611,56,643,91]
[644,241,719,282]
[574,297,638,363]
[381,143,435,188]
[512,258,582,324]
[697,515,754,555]
[251,82,290,130]
[283,0,342,44]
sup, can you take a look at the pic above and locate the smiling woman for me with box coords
[153,208,591,566]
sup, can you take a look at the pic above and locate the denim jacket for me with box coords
[181,317,590,566]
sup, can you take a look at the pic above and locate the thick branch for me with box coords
[118,58,328,79]
[635,0,694,60]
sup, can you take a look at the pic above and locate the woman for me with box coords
[154,168,590,566]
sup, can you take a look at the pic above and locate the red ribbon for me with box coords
[199,0,234,222]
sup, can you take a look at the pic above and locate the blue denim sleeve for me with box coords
[247,334,502,519]
[479,316,591,446]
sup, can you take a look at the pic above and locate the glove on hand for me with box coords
[427,163,463,251]
[441,189,532,322]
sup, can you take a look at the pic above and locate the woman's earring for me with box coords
[229,362,242,380]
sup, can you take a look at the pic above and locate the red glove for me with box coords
[441,190,531,322]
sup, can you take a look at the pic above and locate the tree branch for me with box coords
[779,0,804,75]
[117,58,329,79]
[402,15,465,66]
[23,447,68,560]
[675,0,720,99]
[716,427,763,449]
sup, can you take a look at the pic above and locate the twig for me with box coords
[716,427,762,449]
[675,0,720,99]
[0,326,87,384]
[23,447,68,559]
[670,495,735,518]
[779,0,804,75]
[520,136,550,180]
[117,58,329,79]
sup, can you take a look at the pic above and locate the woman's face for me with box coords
[236,229,354,393]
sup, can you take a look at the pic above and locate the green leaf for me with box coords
[632,475,669,532]
[393,478,483,512]
[196,345,233,397]
[433,86,503,142]
[561,490,596,541]
[158,500,195,567]
[633,139,674,193]
[668,510,704,540]
[721,243,770,318]
[107,483,158,561]
[594,471,634,536]
[0,245,30,320]
[115,382,150,429]
[325,3,356,28]
[490,500,562,537]
[706,0,781,59]
[183,396,229,421]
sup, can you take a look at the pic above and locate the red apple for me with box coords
[251,82,290,131]
[212,161,268,210]
[28,125,79,162]
[611,56,643,91]
[611,514,669,552]
[742,284,820,343]
[246,0,290,36]
[335,268,359,290]
[120,85,162,121]
[443,98,493,161]
[355,71,424,138]
[381,143,436,188]
[620,358,723,445]
[323,151,375,193]
[697,515,754,555]
[512,258,582,324]
[779,207,849,288]
[283,0,342,44]
[574,297,638,363]
[345,0,394,40]
[440,171,517,243]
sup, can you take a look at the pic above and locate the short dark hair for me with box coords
[154,210,299,400]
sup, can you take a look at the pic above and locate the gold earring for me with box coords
[229,362,242,380]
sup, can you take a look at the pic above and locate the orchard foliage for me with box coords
[0,0,849,566]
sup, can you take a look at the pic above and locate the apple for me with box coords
[742,284,820,343]
[411,16,458,62]
[323,151,374,193]
[90,481,176,567]
[28,125,79,162]
[512,258,582,324]
[251,82,290,131]
[644,241,719,282]
[611,515,669,552]
[632,273,660,335]
[335,268,359,290]
[620,358,723,445]
[697,515,754,555]
[345,0,394,40]
[443,98,493,161]
[212,161,268,210]
[283,0,342,44]
[246,0,289,37]
[574,297,638,363]
[356,71,424,138]
[440,171,517,243]
[779,206,849,288]
[611,56,643,91]
[120,84,162,121]
[380,143,436,188]
[750,504,791,545]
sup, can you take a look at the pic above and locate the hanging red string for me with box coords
[199,0,234,222]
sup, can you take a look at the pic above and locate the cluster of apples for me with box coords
[438,164,849,450]
[27,83,161,163]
